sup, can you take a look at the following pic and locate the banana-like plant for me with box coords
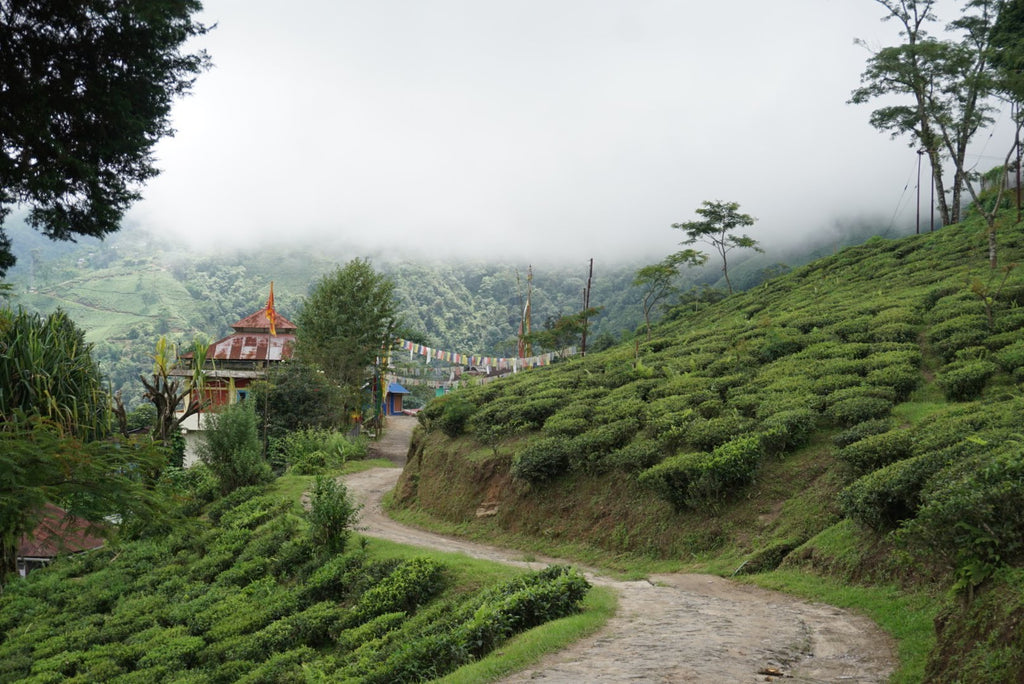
[139,335,211,449]
[0,307,111,439]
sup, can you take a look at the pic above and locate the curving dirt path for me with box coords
[348,415,897,683]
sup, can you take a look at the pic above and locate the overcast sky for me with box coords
[126,0,1013,264]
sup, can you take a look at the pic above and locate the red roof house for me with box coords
[17,503,106,577]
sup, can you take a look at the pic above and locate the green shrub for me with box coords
[685,414,756,451]
[928,314,989,361]
[511,437,571,483]
[206,485,267,524]
[303,548,368,602]
[871,322,918,343]
[639,436,763,510]
[839,449,954,531]
[308,475,360,555]
[349,558,447,624]
[542,406,591,437]
[906,447,1024,586]
[567,418,640,472]
[836,428,914,475]
[606,437,664,473]
[833,418,894,449]
[939,360,999,401]
[758,408,818,455]
[865,364,921,401]
[638,451,704,510]
[218,495,291,530]
[826,396,893,426]
[812,373,865,395]
[199,401,273,494]
[437,394,477,437]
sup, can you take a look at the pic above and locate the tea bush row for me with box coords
[0,484,590,683]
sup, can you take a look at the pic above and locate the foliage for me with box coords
[511,437,572,484]
[836,428,914,475]
[0,0,211,275]
[633,250,707,338]
[307,476,360,555]
[904,444,1024,593]
[296,258,400,422]
[0,418,166,578]
[0,485,591,683]
[938,359,999,401]
[638,436,764,510]
[275,428,366,475]
[672,199,763,294]
[198,401,272,494]
[0,307,112,439]
[250,361,344,458]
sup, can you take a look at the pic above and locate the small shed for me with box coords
[384,382,411,415]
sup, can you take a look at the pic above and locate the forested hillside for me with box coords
[3,218,902,409]
[397,206,1024,682]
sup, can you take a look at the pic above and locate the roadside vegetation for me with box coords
[397,204,1024,682]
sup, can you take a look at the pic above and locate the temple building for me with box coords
[175,286,295,464]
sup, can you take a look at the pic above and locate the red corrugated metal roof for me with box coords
[208,333,295,362]
[18,503,106,559]
[232,309,297,332]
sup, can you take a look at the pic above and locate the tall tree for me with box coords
[850,0,1021,240]
[296,258,400,424]
[672,201,762,295]
[0,0,211,276]
[850,0,958,225]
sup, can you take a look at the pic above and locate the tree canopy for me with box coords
[295,258,400,422]
[0,0,211,276]
[850,0,1023,247]
[672,200,761,294]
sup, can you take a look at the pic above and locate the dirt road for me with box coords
[348,415,897,683]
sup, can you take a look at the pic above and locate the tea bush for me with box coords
[840,448,955,531]
[436,394,478,437]
[567,417,640,472]
[685,414,756,451]
[639,435,763,510]
[758,408,818,455]
[906,446,1024,582]
[826,396,893,426]
[833,418,894,449]
[606,437,665,473]
[865,364,921,401]
[511,437,571,483]
[836,428,914,475]
[939,359,999,401]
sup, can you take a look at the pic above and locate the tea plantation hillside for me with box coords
[0,478,593,682]
[397,210,1024,682]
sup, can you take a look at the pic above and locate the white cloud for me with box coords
[129,0,1007,263]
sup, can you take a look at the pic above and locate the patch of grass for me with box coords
[744,570,937,684]
[437,586,617,684]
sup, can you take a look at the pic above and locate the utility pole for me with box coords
[581,258,593,357]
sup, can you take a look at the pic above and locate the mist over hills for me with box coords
[3,214,912,408]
